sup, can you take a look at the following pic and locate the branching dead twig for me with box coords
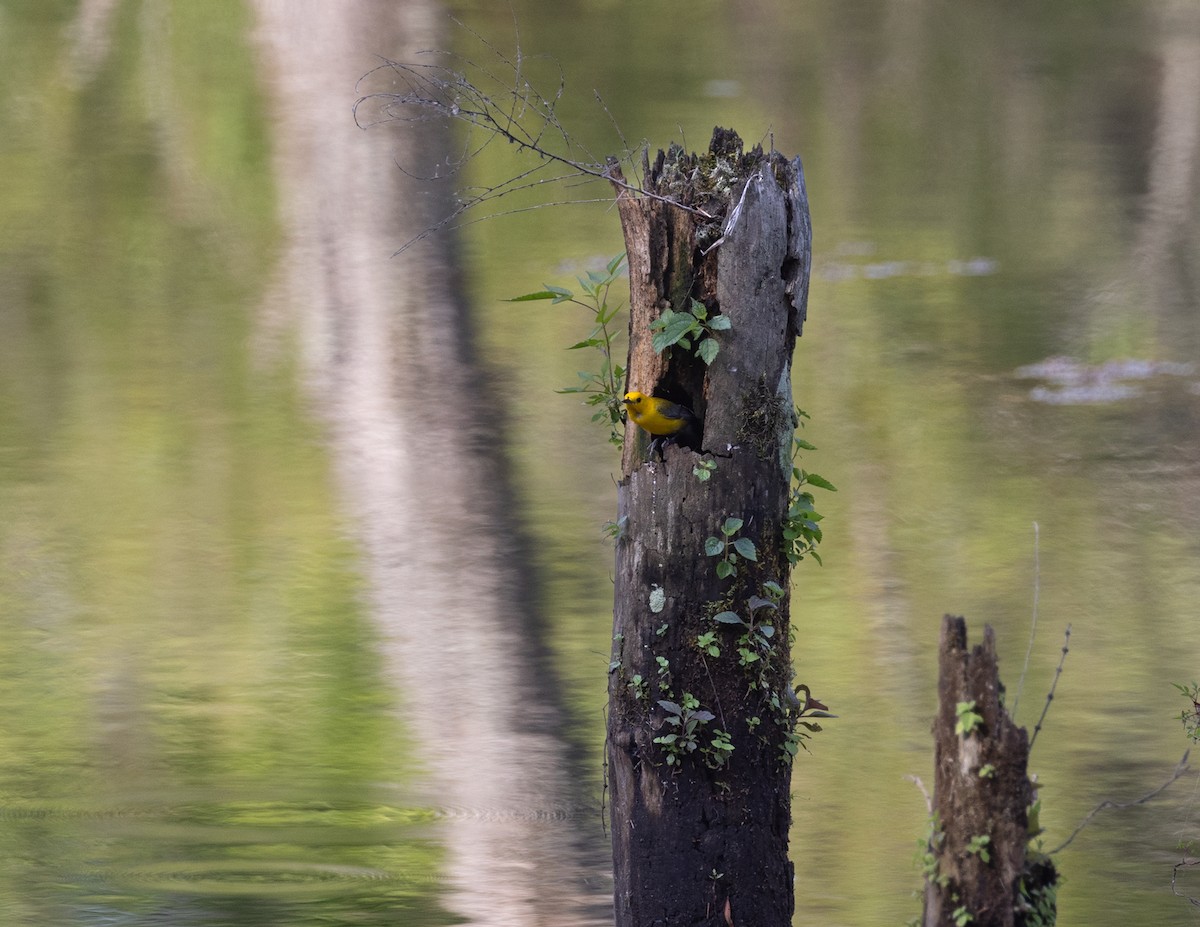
[906,774,933,815]
[1028,623,1070,752]
[1172,853,1200,907]
[1012,521,1040,718]
[1049,750,1190,854]
[352,26,713,254]
[600,701,609,840]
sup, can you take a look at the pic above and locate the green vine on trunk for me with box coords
[650,296,731,366]
[783,407,836,566]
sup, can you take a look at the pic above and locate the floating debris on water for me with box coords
[1015,356,1196,405]
[818,255,999,281]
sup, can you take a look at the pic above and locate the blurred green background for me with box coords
[1,1,1198,925]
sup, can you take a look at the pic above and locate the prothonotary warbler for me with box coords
[622,391,700,456]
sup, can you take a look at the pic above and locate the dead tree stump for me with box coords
[606,128,812,927]
[924,616,1058,927]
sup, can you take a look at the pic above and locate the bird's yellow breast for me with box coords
[623,391,692,436]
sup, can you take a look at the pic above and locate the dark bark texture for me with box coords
[924,616,1058,927]
[606,129,811,927]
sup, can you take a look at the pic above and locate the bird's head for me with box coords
[622,391,646,410]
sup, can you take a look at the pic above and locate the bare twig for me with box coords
[1028,623,1070,752]
[906,774,933,814]
[388,198,619,255]
[353,32,714,254]
[594,89,630,160]
[1012,521,1040,718]
[1172,854,1200,907]
[1049,751,1190,854]
[600,701,609,839]
[698,652,728,733]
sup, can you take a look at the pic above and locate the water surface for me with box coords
[1,2,1199,926]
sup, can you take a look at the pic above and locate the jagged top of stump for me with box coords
[647,128,773,218]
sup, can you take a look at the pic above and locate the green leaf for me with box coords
[697,338,719,365]
[758,624,775,639]
[708,314,732,331]
[714,611,744,624]
[790,495,814,514]
[607,252,627,274]
[651,311,698,353]
[692,710,716,723]
[747,595,776,612]
[597,303,623,325]
[762,581,784,598]
[733,537,758,561]
[806,473,838,491]
[704,537,724,557]
[794,438,816,450]
[721,516,744,536]
[658,699,683,715]
[506,290,563,302]
[716,561,735,580]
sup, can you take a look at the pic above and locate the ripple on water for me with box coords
[2,795,446,901]
[102,860,397,897]
[0,796,438,829]
[3,792,599,914]
[0,794,595,829]
[159,798,440,830]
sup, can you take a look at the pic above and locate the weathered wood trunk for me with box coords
[924,616,1058,927]
[606,129,812,927]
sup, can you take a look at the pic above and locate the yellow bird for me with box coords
[622,391,700,455]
